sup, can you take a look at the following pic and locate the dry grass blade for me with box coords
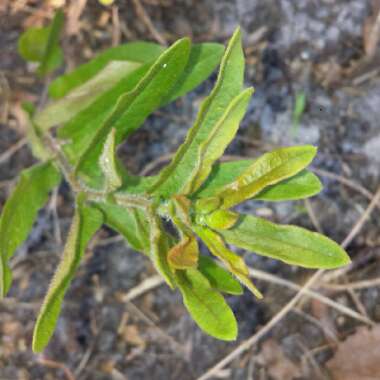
[37,357,76,380]
[0,137,27,165]
[120,275,164,302]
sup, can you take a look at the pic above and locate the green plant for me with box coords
[1,17,350,352]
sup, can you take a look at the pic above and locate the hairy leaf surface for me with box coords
[0,162,61,297]
[148,27,245,197]
[32,200,103,352]
[49,41,164,98]
[219,214,351,268]
[175,268,237,340]
[216,146,317,208]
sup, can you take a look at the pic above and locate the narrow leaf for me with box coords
[0,162,61,297]
[99,128,122,192]
[49,41,164,99]
[35,61,141,130]
[218,214,351,269]
[198,255,243,295]
[148,27,245,197]
[217,146,317,209]
[195,226,262,298]
[186,88,253,194]
[75,38,191,185]
[32,200,103,352]
[195,158,322,202]
[175,268,238,340]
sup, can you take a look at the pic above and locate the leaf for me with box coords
[254,170,322,202]
[198,255,243,295]
[35,61,141,130]
[204,209,239,230]
[32,199,103,352]
[185,88,253,194]
[162,42,224,105]
[18,10,63,75]
[99,128,122,192]
[49,41,165,99]
[148,27,245,197]
[195,158,322,201]
[194,226,262,298]
[218,214,351,269]
[94,201,149,253]
[0,162,61,297]
[150,214,176,288]
[168,235,199,269]
[74,38,191,185]
[216,145,318,209]
[175,268,237,340]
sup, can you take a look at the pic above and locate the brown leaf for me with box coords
[327,325,380,380]
[257,339,301,380]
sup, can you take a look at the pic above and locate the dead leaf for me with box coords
[327,325,380,380]
[363,0,380,58]
[257,339,301,380]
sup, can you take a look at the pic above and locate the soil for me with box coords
[1,1,380,379]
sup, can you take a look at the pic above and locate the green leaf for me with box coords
[194,226,262,298]
[186,88,253,194]
[218,214,351,269]
[195,158,322,202]
[254,170,322,201]
[94,201,149,253]
[49,41,165,99]
[204,209,239,230]
[198,255,243,295]
[150,214,176,288]
[162,42,224,105]
[148,27,245,197]
[32,199,103,352]
[35,61,141,130]
[216,145,317,209]
[175,268,237,340]
[99,128,122,192]
[74,37,191,185]
[18,10,63,75]
[0,162,61,298]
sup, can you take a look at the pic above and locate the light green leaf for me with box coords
[150,214,176,288]
[254,170,322,201]
[0,162,61,298]
[218,214,351,269]
[204,209,239,230]
[94,201,149,253]
[198,255,243,295]
[74,38,191,185]
[148,27,245,197]
[175,268,237,340]
[217,146,317,209]
[195,158,322,202]
[32,199,103,352]
[18,10,63,75]
[49,41,165,99]
[99,128,122,192]
[35,61,141,130]
[194,226,262,298]
[185,88,253,194]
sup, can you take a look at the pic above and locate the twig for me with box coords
[131,0,167,45]
[0,137,27,165]
[322,277,380,291]
[197,186,380,380]
[37,357,76,380]
[248,268,373,326]
[120,275,164,302]
[304,199,324,233]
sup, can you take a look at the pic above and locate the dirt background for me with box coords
[1,1,380,379]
